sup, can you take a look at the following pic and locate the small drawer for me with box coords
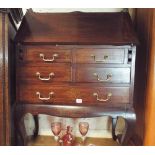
[75,48,125,64]
[18,46,71,64]
[18,64,72,83]
[18,85,129,106]
[76,67,130,83]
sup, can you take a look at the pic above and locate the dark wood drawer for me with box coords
[18,64,72,83]
[75,48,125,64]
[18,85,129,106]
[76,67,130,83]
[18,46,71,64]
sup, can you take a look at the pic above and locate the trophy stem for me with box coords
[54,136,59,141]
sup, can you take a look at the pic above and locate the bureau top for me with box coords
[15,10,138,45]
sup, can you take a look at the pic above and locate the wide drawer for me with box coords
[76,67,130,83]
[75,48,125,64]
[18,85,129,106]
[18,64,72,83]
[18,46,71,64]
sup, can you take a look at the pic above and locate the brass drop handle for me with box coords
[93,73,112,82]
[91,54,108,62]
[40,53,59,62]
[36,72,55,81]
[36,92,54,101]
[93,92,112,102]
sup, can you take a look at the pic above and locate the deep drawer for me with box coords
[76,67,130,83]
[75,48,125,64]
[18,64,72,83]
[18,85,130,106]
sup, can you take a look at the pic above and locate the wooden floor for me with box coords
[28,136,120,146]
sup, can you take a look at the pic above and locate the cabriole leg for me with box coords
[15,113,28,145]
[112,117,118,141]
[33,115,39,139]
[119,109,136,145]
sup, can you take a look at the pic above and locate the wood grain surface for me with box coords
[15,11,139,45]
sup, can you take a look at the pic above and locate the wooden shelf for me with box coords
[28,136,120,146]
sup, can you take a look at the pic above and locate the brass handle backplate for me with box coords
[36,72,55,81]
[91,54,108,62]
[40,53,59,62]
[36,92,54,101]
[93,73,112,82]
[93,92,112,102]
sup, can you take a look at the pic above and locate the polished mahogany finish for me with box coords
[18,85,130,106]
[0,9,23,146]
[76,67,130,83]
[15,11,138,146]
[16,45,132,106]
[15,11,138,45]
[18,46,72,64]
[18,64,72,83]
[75,48,126,64]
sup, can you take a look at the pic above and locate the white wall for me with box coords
[32,8,123,12]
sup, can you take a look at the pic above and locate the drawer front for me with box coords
[19,46,71,64]
[76,67,130,83]
[18,85,129,105]
[75,48,125,64]
[18,64,72,83]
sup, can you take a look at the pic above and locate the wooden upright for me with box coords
[136,8,155,146]
[0,9,23,145]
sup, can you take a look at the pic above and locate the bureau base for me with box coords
[14,104,136,146]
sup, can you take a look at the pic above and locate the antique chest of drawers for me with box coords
[17,45,132,107]
[15,11,139,145]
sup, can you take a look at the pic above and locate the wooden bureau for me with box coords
[14,10,139,145]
